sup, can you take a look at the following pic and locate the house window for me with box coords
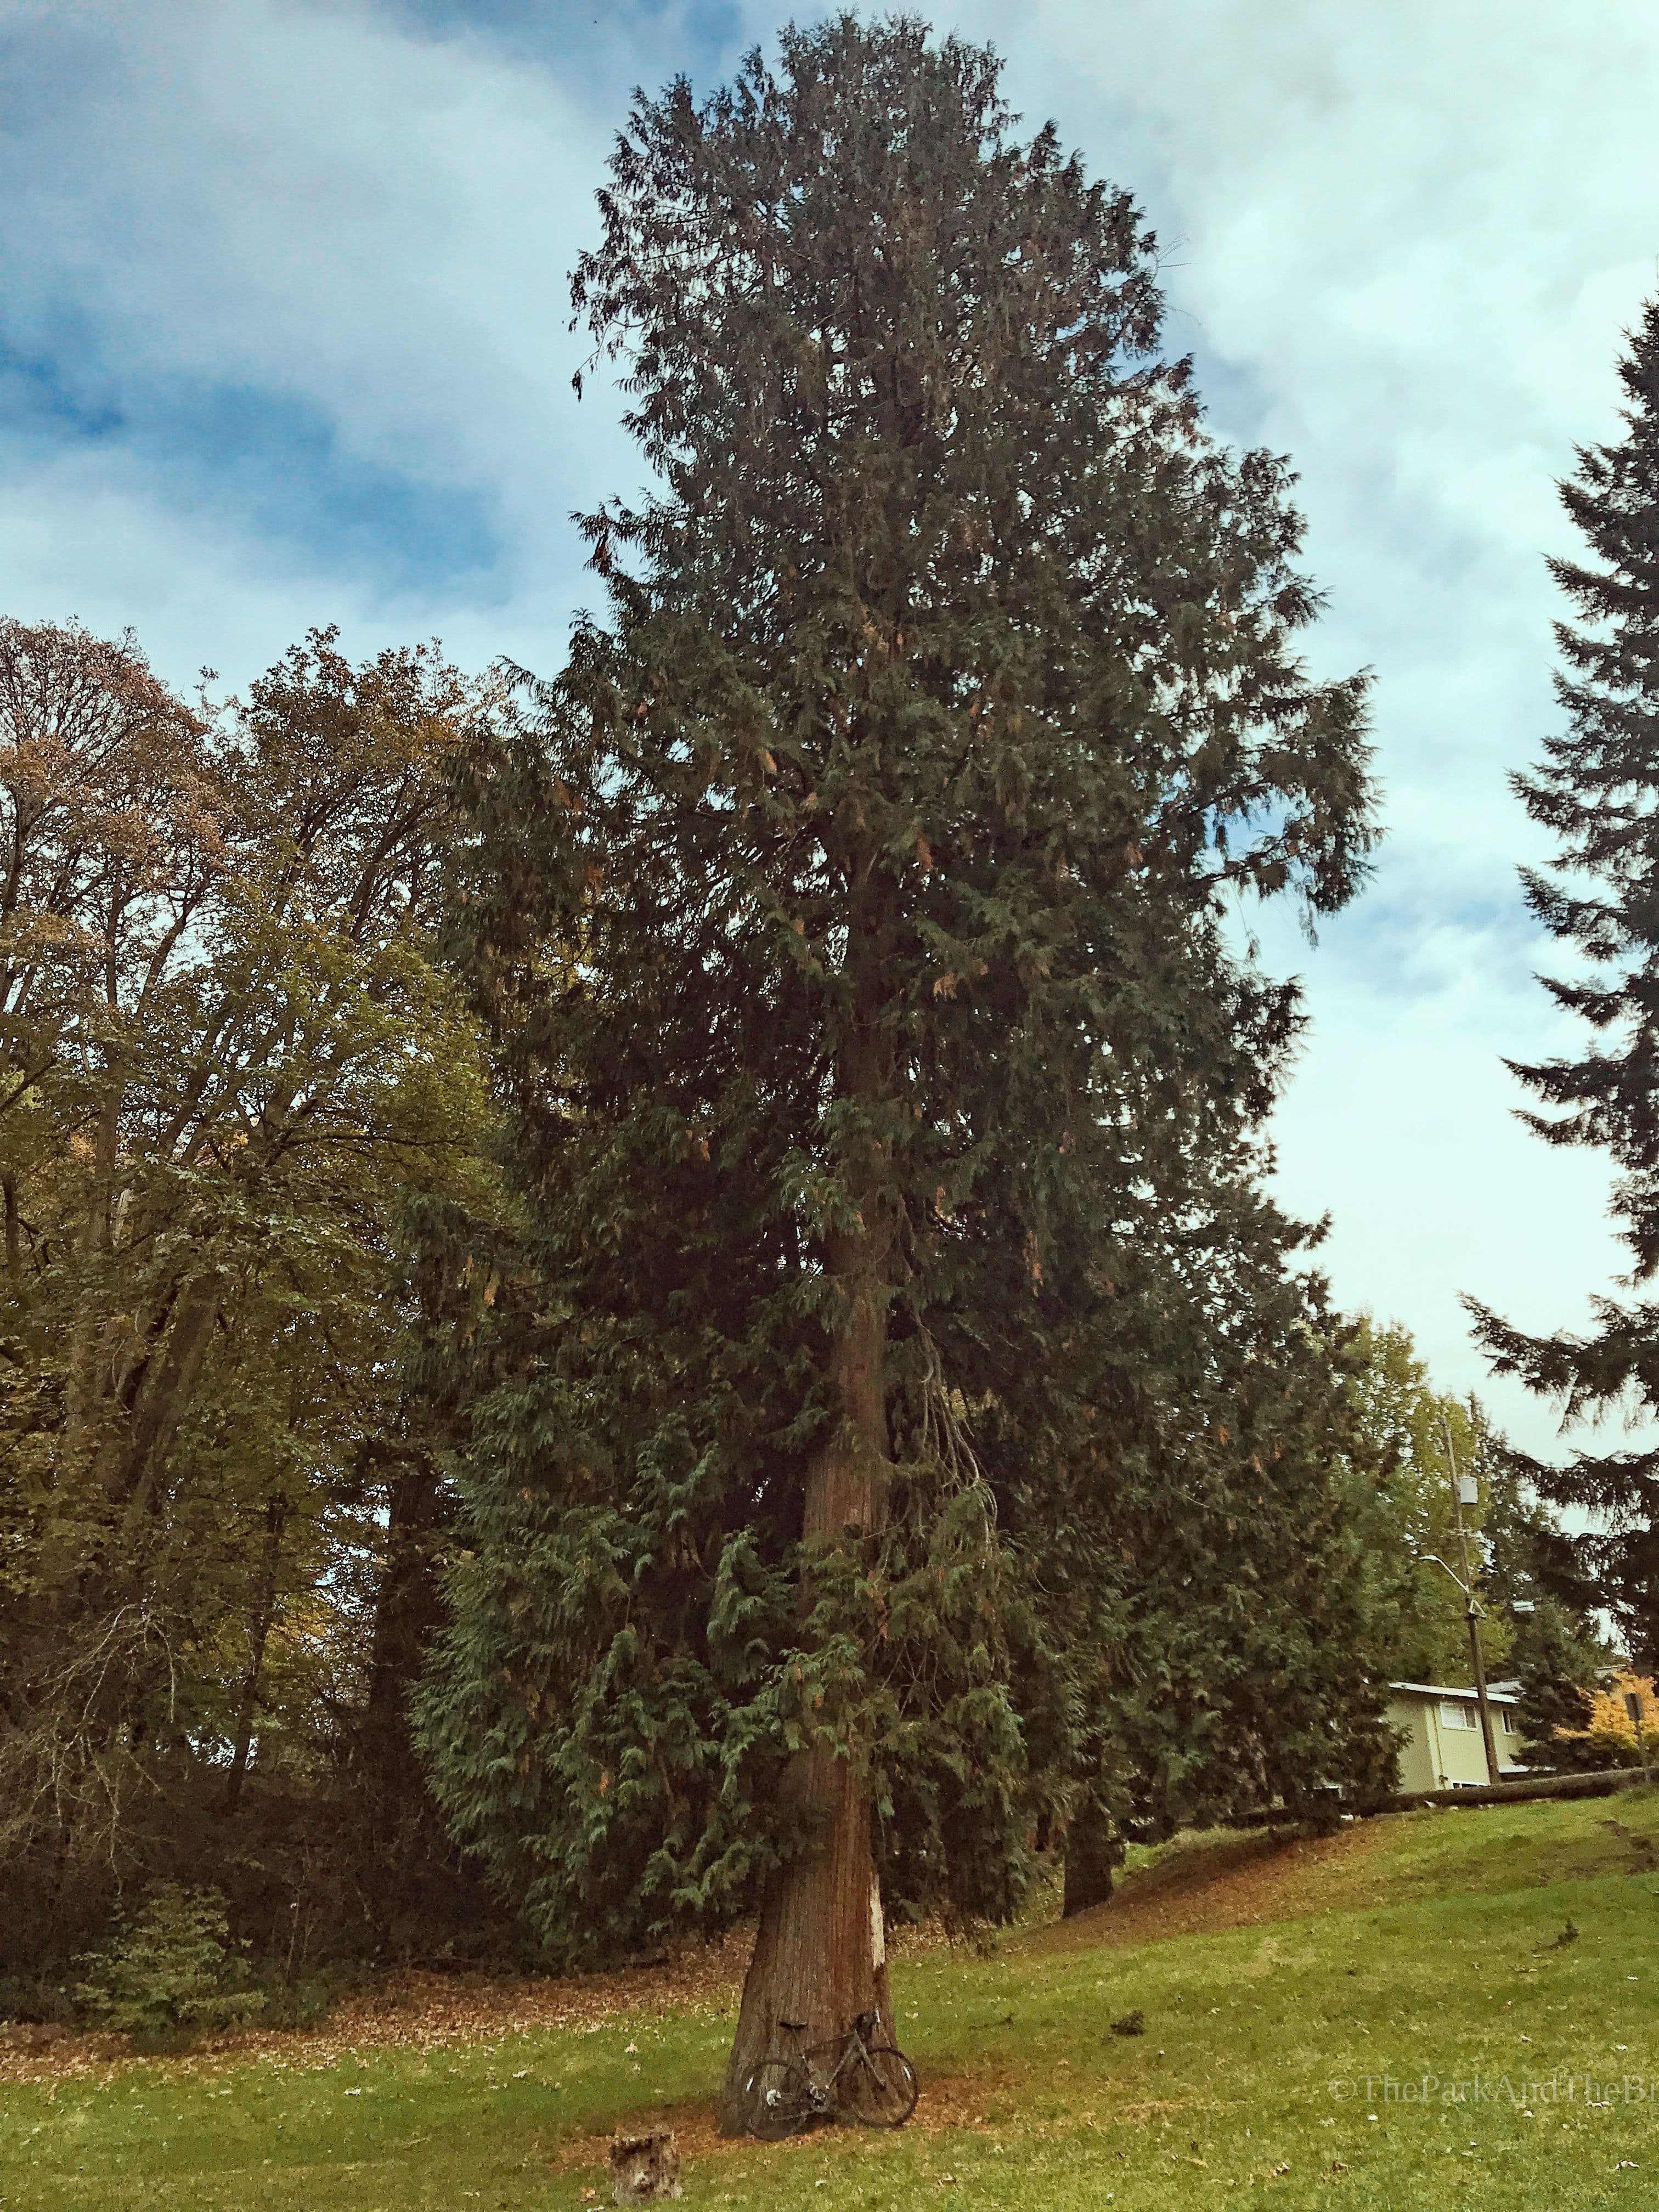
[1440,1701,1476,1730]
[1498,1708,1516,1734]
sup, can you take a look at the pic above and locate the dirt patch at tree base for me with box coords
[547,2069,1036,2177]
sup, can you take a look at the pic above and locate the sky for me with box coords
[3,0,1657,1457]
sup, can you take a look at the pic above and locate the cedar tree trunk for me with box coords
[720,1006,896,2131]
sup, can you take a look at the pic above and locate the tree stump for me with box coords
[608,2130,682,2203]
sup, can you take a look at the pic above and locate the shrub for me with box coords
[258,1970,334,2029]
[73,1884,266,2040]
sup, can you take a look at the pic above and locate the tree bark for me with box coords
[720,995,896,2132]
[103,1279,222,1526]
[353,1452,445,1916]
[1062,1803,1119,1917]
[222,1489,288,1814]
[2,1170,19,1282]
[358,1454,444,1795]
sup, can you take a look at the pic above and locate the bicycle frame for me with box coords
[746,2007,917,2138]
[786,2018,877,2108]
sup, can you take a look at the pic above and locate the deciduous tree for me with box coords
[0,622,497,1965]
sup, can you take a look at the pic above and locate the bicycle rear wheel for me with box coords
[744,2058,815,2140]
[845,2045,919,2128]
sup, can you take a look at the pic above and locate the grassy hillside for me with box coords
[5,1793,1658,2211]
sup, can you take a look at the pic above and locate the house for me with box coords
[1385,1681,1527,1792]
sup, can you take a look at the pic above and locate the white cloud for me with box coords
[927,0,1659,1451]
[0,0,646,670]
[4,0,1658,1454]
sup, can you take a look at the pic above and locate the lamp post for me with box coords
[1435,1410,1501,1787]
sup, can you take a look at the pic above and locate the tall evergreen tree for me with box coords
[1027,1192,1401,1917]
[1472,292,1659,1669]
[418,16,1375,2128]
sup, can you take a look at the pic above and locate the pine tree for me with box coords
[1471,292,1659,1668]
[1027,1187,1401,1913]
[419,16,1375,2128]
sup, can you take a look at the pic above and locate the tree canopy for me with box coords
[9,19,1618,2076]
[414,14,1384,2125]
[0,621,504,1971]
[1471,291,1659,1671]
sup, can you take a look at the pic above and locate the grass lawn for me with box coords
[5,1791,1659,2211]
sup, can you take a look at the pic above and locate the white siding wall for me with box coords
[1385,1690,1524,1791]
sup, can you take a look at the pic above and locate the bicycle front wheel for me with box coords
[744,2058,814,2140]
[845,2045,919,2128]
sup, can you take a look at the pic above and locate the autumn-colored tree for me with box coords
[1,621,499,1968]
[1551,1667,1658,1767]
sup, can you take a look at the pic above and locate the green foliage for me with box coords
[1336,1318,1604,1739]
[72,1884,264,2040]
[0,619,511,1973]
[1511,1598,1606,1768]
[1471,291,1659,1668]
[1013,1200,1402,1860]
[421,18,1382,1960]
[1338,1321,1510,1686]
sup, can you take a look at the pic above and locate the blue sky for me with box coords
[4,0,1658,1454]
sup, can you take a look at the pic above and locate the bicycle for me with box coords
[743,2008,919,2138]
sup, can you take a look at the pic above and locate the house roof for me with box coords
[1387,1680,1520,1706]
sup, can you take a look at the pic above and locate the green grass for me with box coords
[7,1793,1659,2211]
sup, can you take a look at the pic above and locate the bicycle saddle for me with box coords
[777,2017,808,2032]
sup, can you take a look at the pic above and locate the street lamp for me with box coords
[1431,1409,1502,1786]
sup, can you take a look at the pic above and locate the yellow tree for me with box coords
[1553,1669,1658,1767]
